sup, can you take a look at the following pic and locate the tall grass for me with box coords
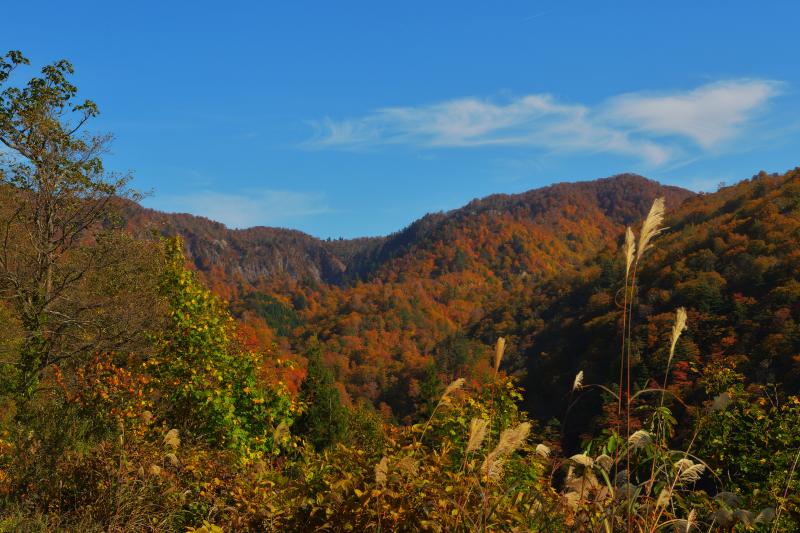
[550,197,778,532]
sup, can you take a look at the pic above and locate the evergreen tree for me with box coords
[296,342,348,449]
[417,362,443,419]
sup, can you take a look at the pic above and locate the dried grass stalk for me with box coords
[466,418,489,453]
[669,307,688,359]
[494,337,506,373]
[481,422,531,479]
[163,429,180,449]
[441,378,465,401]
[636,197,665,263]
[624,226,636,278]
[535,443,551,458]
[572,370,584,392]
[628,429,651,449]
[374,456,389,485]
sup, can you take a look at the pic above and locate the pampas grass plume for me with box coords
[494,422,531,457]
[624,226,636,278]
[669,307,688,359]
[441,377,465,401]
[572,370,584,391]
[628,429,651,449]
[636,197,665,263]
[595,454,613,471]
[164,429,180,449]
[481,422,531,478]
[679,463,705,483]
[273,421,290,444]
[686,509,697,531]
[570,454,593,467]
[394,456,418,476]
[656,487,672,508]
[484,456,505,481]
[535,443,551,458]
[494,337,506,373]
[466,418,489,453]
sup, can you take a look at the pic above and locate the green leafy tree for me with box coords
[153,237,295,456]
[0,50,159,402]
[296,342,348,449]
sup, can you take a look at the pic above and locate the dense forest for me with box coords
[125,174,692,420]
[1,51,799,531]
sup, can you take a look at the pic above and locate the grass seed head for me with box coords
[669,307,688,359]
[441,378,465,402]
[494,422,531,457]
[164,428,180,449]
[494,337,506,373]
[624,226,636,278]
[628,429,651,449]
[374,456,389,486]
[636,197,665,264]
[466,418,489,453]
[572,370,584,392]
[535,443,551,458]
[570,454,593,467]
[679,463,705,483]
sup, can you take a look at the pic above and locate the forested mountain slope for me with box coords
[123,174,691,288]
[120,174,692,419]
[2,173,692,418]
[285,175,692,418]
[352,174,692,284]
[99,167,800,436]
[469,168,800,439]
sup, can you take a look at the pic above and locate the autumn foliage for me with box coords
[2,49,800,531]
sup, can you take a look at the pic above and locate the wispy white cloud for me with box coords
[308,79,781,166]
[602,80,781,148]
[145,189,332,229]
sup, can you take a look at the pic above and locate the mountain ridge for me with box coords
[123,173,694,287]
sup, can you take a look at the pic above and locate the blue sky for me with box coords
[4,0,800,238]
